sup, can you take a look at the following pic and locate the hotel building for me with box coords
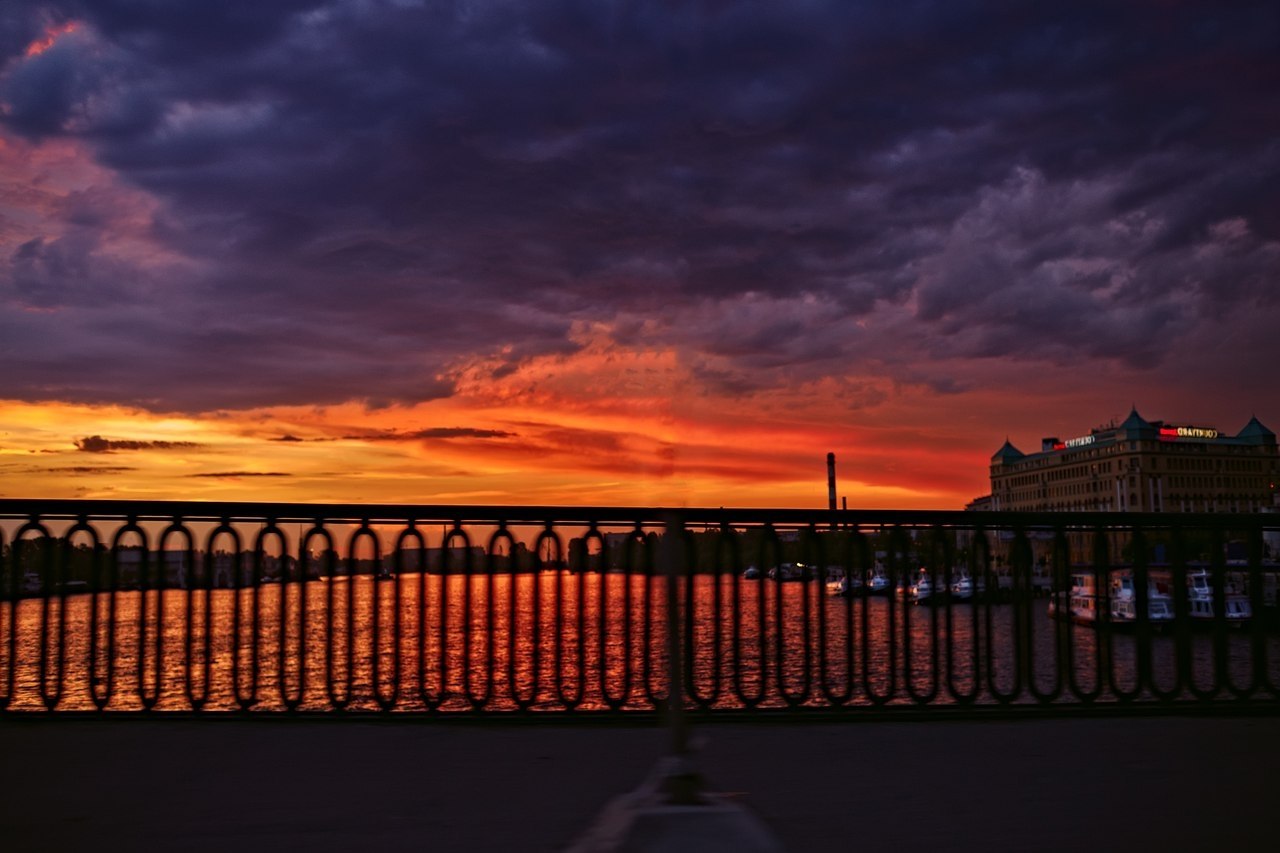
[988,408,1278,514]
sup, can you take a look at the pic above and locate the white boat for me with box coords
[949,571,985,601]
[909,569,941,603]
[833,573,864,597]
[865,565,890,596]
[1186,569,1251,626]
[1050,570,1173,627]
[1110,572,1174,625]
[1050,572,1097,624]
[824,566,845,594]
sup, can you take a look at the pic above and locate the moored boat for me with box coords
[824,566,846,595]
[909,569,948,603]
[865,565,890,596]
[833,573,864,597]
[1186,569,1251,626]
[1110,572,1174,626]
[767,562,810,582]
[949,570,985,602]
[1049,569,1173,628]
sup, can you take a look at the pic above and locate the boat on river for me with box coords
[865,565,890,595]
[1186,568,1251,626]
[767,562,810,582]
[1049,570,1173,628]
[833,572,864,597]
[908,569,938,603]
[949,571,985,601]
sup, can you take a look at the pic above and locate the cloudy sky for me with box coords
[1,0,1277,508]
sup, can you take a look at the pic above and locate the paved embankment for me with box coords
[2,715,1277,852]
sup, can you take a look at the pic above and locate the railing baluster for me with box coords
[0,501,1276,717]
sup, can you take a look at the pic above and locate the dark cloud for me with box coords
[347,427,517,441]
[8,232,125,309]
[74,435,201,452]
[404,427,516,440]
[190,471,290,478]
[1,2,1277,411]
[11,465,137,475]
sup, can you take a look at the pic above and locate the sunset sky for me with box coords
[1,1,1277,509]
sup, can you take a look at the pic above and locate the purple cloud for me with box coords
[0,1,1275,415]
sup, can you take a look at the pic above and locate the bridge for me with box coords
[1,499,1278,850]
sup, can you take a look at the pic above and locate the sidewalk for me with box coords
[2,715,1276,852]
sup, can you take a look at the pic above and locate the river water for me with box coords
[3,573,1276,712]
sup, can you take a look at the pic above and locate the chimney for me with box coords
[827,452,837,512]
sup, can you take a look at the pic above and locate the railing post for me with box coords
[661,511,701,804]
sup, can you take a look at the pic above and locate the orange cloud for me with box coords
[24,21,79,58]
[0,329,1012,509]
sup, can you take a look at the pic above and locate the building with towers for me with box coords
[987,408,1278,515]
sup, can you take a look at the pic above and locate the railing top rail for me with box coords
[0,498,1273,530]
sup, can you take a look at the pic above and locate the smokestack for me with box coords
[827,452,837,512]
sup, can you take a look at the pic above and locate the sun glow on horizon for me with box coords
[0,304,992,511]
[0,392,977,509]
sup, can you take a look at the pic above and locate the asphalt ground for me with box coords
[2,715,1277,852]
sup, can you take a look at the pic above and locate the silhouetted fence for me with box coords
[2,499,1278,716]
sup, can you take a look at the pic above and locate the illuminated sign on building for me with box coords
[1158,425,1219,440]
[1048,434,1098,451]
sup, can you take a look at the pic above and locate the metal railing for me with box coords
[1,499,1278,716]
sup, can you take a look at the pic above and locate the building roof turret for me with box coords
[991,438,1025,464]
[1118,406,1156,439]
[1236,415,1277,446]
